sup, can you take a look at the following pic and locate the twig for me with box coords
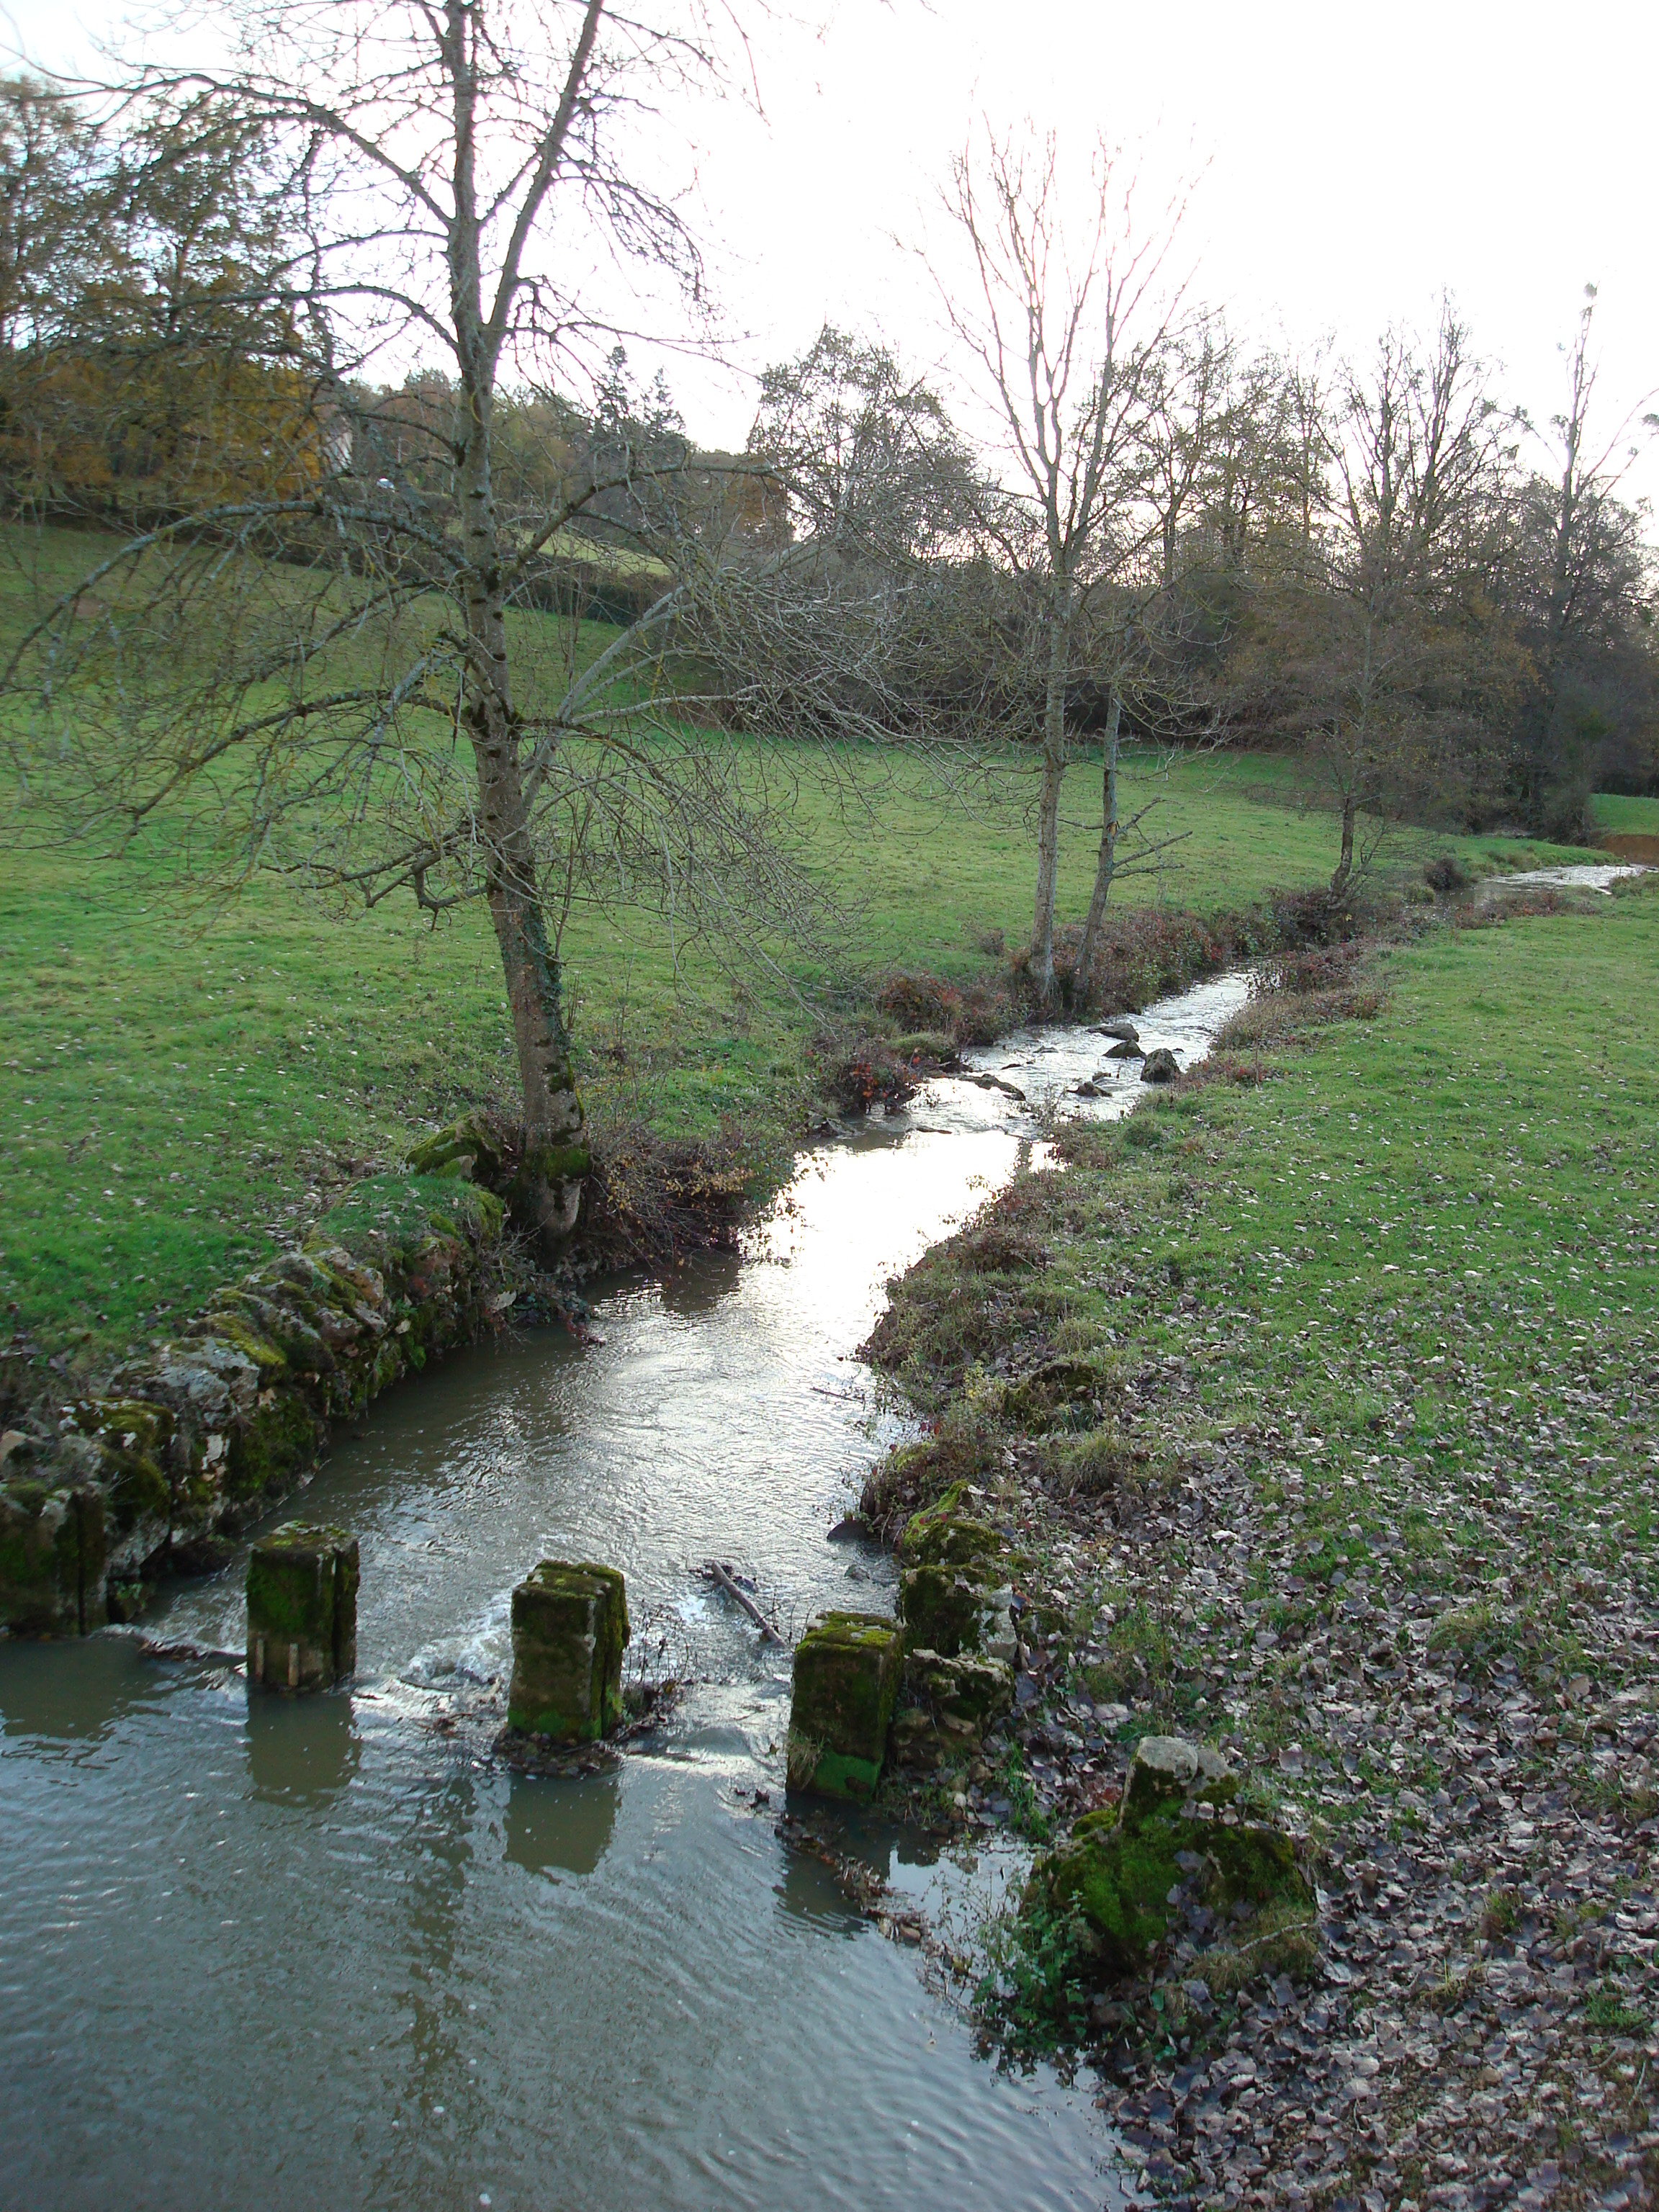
[701,1560,786,1645]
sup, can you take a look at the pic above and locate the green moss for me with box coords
[0,1480,107,1633]
[788,1610,903,1799]
[227,1391,325,1504]
[245,1521,359,1689]
[897,1560,1004,1658]
[899,1486,999,1570]
[192,1312,289,1375]
[507,1560,630,1741]
[1030,1781,1310,1981]
[791,1610,911,1796]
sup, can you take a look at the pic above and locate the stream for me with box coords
[0,973,1256,2210]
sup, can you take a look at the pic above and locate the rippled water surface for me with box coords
[0,971,1249,2211]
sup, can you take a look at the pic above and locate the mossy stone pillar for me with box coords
[507,1560,629,1742]
[246,1522,359,1692]
[786,1610,903,1800]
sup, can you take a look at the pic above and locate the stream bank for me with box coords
[0,959,1274,2208]
[860,878,1659,2208]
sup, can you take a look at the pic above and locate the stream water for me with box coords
[0,971,1253,2211]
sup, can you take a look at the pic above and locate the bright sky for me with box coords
[8,0,1657,506]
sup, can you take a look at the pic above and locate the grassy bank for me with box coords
[0,523,1601,1364]
[866,881,1659,2204]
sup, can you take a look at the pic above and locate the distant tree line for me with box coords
[3,30,1655,1176]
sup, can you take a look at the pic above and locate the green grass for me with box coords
[0,523,1608,1364]
[877,880,1659,1725]
[1591,793,1659,835]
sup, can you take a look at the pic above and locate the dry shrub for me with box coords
[1174,1051,1274,1093]
[956,1220,1048,1273]
[1038,1425,1137,1499]
[815,1034,921,1114]
[1424,852,1469,892]
[572,1118,751,1270]
[876,969,1012,1048]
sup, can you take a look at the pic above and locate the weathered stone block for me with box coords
[889,1647,1014,1770]
[786,1610,903,1799]
[0,1481,107,1634]
[898,1485,999,1570]
[506,1560,629,1742]
[1122,1732,1238,1820]
[246,1521,359,1692]
[1025,1733,1308,1979]
[898,1560,1015,1662]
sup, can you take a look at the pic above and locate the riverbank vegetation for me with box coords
[0,708,1593,1368]
[863,878,1659,2201]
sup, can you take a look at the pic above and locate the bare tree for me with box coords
[935,125,1184,1000]
[1509,288,1658,830]
[1256,308,1515,889]
[4,1,910,1254]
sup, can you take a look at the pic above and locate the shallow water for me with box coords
[0,968,1249,2211]
[1488,860,1650,894]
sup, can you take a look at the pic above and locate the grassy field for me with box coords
[0,522,1603,1367]
[868,880,1659,2194]
[1592,792,1659,836]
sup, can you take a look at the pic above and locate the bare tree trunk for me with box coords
[457,372,586,1248]
[1075,689,1122,998]
[1331,792,1357,892]
[1029,604,1071,1001]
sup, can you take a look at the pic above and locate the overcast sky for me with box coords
[9,0,1657,507]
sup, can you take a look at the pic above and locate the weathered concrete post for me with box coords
[506,1560,629,1743]
[786,1611,903,1799]
[246,1522,359,1692]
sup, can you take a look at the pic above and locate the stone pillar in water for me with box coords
[507,1561,629,1743]
[786,1611,902,1799]
[246,1523,359,1692]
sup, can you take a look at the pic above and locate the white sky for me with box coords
[9,0,1658,507]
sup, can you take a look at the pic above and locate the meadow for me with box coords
[0,523,1602,1364]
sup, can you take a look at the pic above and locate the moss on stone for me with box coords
[1026,1734,1310,1980]
[898,1559,1007,1658]
[788,1610,903,1799]
[0,1481,107,1634]
[69,1398,174,1536]
[246,1521,359,1690]
[506,1560,630,1742]
[899,1489,999,1572]
[227,1391,325,1505]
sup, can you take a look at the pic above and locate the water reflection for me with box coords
[503,1771,620,1879]
[243,1688,361,1805]
[0,1637,166,1748]
[774,1846,865,1937]
[658,1249,745,1317]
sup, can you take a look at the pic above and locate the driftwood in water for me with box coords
[700,1560,786,1645]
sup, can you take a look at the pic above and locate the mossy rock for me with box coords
[226,1390,326,1507]
[1026,1733,1310,1979]
[898,1483,999,1571]
[999,1358,1111,1432]
[1122,1732,1239,1820]
[0,1480,107,1634]
[787,1610,903,1799]
[506,1560,629,1743]
[907,1648,1015,1730]
[406,1110,511,1183]
[68,1398,174,1537]
[889,1647,1015,1770]
[1036,1804,1310,1978]
[898,1559,1013,1661]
